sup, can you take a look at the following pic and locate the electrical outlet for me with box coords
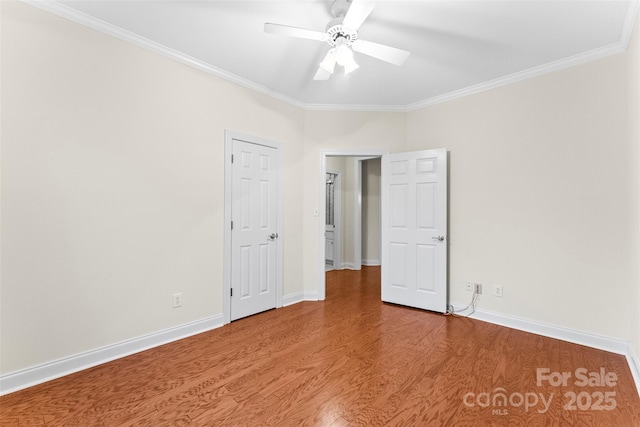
[465,281,473,292]
[494,284,503,297]
[475,283,482,294]
[172,293,183,308]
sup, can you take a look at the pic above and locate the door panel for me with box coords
[381,149,447,313]
[390,243,407,288]
[231,140,278,321]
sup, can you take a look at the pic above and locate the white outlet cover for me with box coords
[172,293,183,308]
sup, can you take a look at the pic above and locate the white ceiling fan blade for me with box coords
[351,39,410,66]
[264,23,328,42]
[342,0,376,31]
[314,66,332,81]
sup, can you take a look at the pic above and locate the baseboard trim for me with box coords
[281,292,320,305]
[4,302,637,397]
[362,259,380,266]
[340,263,357,270]
[626,345,640,398]
[0,314,224,396]
[303,292,320,301]
[451,305,628,354]
[451,304,639,396]
[337,262,360,270]
[282,292,304,306]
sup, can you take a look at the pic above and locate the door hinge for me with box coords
[231,221,234,230]
[230,288,233,297]
[231,154,234,163]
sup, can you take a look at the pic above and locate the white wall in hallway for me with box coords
[362,158,381,265]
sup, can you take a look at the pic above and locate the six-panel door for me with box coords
[231,140,278,321]
[381,149,448,313]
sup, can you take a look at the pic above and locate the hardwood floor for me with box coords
[2,266,639,426]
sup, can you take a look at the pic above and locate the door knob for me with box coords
[268,232,279,240]
[432,235,445,242]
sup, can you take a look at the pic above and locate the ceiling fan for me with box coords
[264,0,410,80]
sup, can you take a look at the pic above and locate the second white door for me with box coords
[231,139,278,321]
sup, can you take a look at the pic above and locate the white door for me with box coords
[381,149,447,313]
[231,140,278,321]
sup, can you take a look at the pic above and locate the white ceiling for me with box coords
[38,1,639,111]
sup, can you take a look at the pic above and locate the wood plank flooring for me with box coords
[2,266,639,426]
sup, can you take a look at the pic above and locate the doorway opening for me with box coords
[318,150,387,300]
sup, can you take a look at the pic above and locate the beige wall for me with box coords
[627,14,640,359]
[406,29,638,342]
[0,1,305,373]
[342,158,358,268]
[362,158,381,264]
[1,0,638,382]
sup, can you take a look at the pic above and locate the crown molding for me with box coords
[21,0,306,110]
[406,1,640,111]
[303,103,408,113]
[621,0,640,51]
[20,0,640,113]
[406,44,627,112]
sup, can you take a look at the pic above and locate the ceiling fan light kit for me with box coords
[337,52,360,74]
[335,39,353,64]
[264,0,410,80]
[319,36,359,75]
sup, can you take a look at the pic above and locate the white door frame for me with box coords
[325,169,342,270]
[318,150,388,300]
[224,130,283,324]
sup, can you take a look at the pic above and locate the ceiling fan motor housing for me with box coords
[326,0,358,46]
[264,0,410,79]
[325,24,358,46]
